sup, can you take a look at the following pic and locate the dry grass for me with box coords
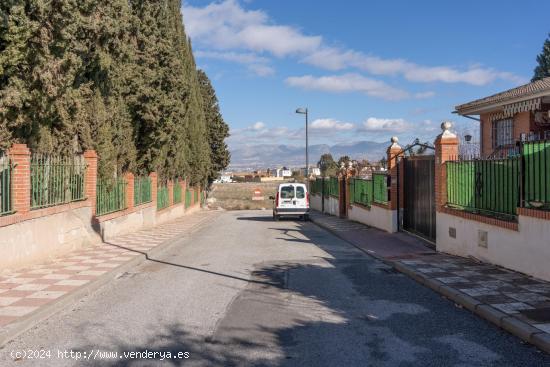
[208,182,285,210]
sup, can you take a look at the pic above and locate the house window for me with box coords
[492,118,513,148]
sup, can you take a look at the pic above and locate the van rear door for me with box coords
[295,185,308,208]
[278,185,295,208]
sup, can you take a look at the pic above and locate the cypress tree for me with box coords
[0,0,227,186]
[533,34,550,82]
[197,70,230,184]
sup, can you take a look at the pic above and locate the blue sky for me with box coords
[182,0,550,152]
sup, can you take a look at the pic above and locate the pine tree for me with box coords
[197,70,230,185]
[532,34,550,82]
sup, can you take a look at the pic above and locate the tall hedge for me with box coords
[0,0,226,185]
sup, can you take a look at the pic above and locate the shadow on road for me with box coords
[81,212,547,366]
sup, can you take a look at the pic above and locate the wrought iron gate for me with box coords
[402,155,436,241]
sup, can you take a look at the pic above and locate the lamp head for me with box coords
[295,108,307,114]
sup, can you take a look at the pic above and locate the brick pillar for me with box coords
[434,121,459,211]
[124,172,134,210]
[387,137,403,210]
[83,150,98,215]
[168,180,174,207]
[8,144,31,214]
[149,172,158,209]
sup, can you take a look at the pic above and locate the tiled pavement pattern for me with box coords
[0,210,215,330]
[309,211,550,352]
[398,255,550,335]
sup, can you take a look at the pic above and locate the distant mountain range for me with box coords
[228,141,388,170]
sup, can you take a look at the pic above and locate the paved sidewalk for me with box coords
[310,211,550,354]
[0,209,217,345]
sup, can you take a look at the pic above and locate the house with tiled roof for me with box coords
[455,77,550,157]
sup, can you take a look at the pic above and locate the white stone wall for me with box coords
[437,212,550,282]
[309,194,338,216]
[310,194,322,212]
[0,206,101,271]
[99,205,157,241]
[348,204,397,233]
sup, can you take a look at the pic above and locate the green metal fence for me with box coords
[522,140,550,210]
[30,154,86,210]
[194,187,199,203]
[310,178,322,195]
[328,177,339,198]
[96,177,127,216]
[0,152,13,216]
[373,173,388,204]
[134,176,152,206]
[185,188,192,208]
[446,157,520,220]
[157,184,169,210]
[350,177,374,207]
[173,183,182,204]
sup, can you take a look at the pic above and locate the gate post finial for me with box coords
[434,121,459,211]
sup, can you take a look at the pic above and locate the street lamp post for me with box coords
[295,108,309,178]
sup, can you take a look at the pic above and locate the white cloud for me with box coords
[183,0,321,57]
[285,74,412,100]
[310,118,355,131]
[194,50,275,76]
[183,1,525,86]
[249,121,266,130]
[248,64,275,76]
[361,118,411,133]
[302,48,526,85]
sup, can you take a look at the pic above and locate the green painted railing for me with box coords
[373,173,388,204]
[310,178,322,195]
[173,183,182,204]
[350,177,373,207]
[446,157,520,219]
[194,187,199,203]
[523,141,550,210]
[185,189,192,208]
[157,184,169,210]
[30,154,86,210]
[0,152,13,216]
[96,177,127,216]
[134,176,152,206]
[328,177,339,198]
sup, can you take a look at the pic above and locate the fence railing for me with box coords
[157,184,169,210]
[373,173,389,204]
[173,183,182,204]
[30,154,86,210]
[134,176,152,206]
[194,187,199,204]
[0,152,13,216]
[522,140,550,210]
[185,189,192,208]
[310,178,322,195]
[96,177,127,216]
[327,177,339,198]
[446,157,520,220]
[350,177,373,207]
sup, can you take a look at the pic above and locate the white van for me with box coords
[271,183,310,221]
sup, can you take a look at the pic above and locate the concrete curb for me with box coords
[0,212,213,348]
[309,213,550,355]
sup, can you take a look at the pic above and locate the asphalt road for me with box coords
[0,210,548,366]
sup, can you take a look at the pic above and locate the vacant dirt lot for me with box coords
[208,182,286,210]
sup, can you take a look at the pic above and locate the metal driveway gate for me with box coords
[402,155,436,242]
